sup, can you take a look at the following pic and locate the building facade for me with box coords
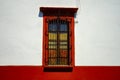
[0,0,120,80]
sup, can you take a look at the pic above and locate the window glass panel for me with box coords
[60,50,68,57]
[59,33,67,40]
[49,41,57,45]
[49,58,57,65]
[60,45,68,49]
[60,42,67,45]
[60,24,67,31]
[48,45,57,49]
[49,24,57,31]
[59,58,68,65]
[49,33,57,40]
[49,50,57,57]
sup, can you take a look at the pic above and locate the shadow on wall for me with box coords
[38,11,43,17]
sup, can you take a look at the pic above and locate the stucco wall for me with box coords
[75,0,120,66]
[0,0,120,66]
[0,0,42,65]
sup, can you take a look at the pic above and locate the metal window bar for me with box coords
[47,18,71,65]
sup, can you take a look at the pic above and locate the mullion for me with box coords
[57,18,60,65]
[48,21,50,65]
[67,22,69,65]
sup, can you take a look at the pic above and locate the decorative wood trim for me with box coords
[40,7,78,16]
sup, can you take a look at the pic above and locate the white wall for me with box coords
[0,0,42,65]
[40,0,77,8]
[75,0,120,66]
[0,0,120,66]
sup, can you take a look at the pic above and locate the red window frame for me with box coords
[40,7,78,69]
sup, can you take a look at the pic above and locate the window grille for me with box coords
[46,18,71,65]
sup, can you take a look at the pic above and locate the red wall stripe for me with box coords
[0,66,120,80]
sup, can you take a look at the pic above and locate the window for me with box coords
[48,18,70,65]
[40,7,78,69]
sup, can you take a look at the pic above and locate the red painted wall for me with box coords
[0,66,120,80]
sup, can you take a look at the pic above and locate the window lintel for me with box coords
[40,7,78,16]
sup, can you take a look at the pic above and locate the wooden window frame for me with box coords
[40,7,78,70]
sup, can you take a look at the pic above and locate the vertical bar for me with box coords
[48,19,49,65]
[57,18,59,65]
[67,21,69,65]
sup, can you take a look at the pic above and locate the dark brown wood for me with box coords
[40,7,78,16]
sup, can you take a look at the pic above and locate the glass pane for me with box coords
[59,58,68,65]
[60,24,67,31]
[60,42,67,45]
[49,58,57,65]
[59,33,67,40]
[48,45,57,49]
[49,41,57,45]
[49,24,57,31]
[60,50,68,57]
[49,50,57,57]
[49,33,57,40]
[60,45,68,49]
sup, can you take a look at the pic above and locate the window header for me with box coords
[40,7,78,16]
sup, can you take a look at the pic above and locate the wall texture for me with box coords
[0,0,120,66]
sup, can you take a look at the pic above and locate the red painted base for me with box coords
[0,66,120,80]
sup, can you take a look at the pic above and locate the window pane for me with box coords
[60,42,67,45]
[48,45,57,49]
[59,58,68,65]
[60,50,68,57]
[59,33,67,40]
[49,50,57,57]
[49,58,57,65]
[49,33,57,40]
[60,24,67,31]
[49,24,57,31]
[49,41,57,45]
[60,45,68,49]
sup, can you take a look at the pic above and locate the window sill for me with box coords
[43,65,73,72]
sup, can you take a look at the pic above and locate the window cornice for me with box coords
[40,7,78,16]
